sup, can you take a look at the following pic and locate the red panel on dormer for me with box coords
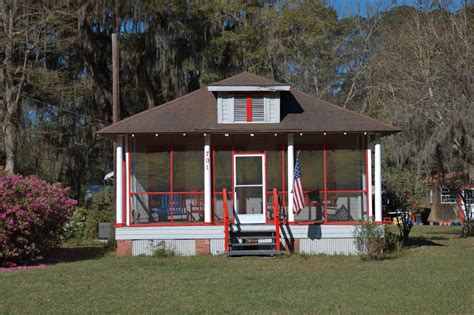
[246,96,252,122]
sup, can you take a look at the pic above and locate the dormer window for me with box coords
[207,75,290,124]
[234,94,264,122]
[216,92,280,123]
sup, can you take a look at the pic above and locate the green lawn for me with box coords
[1,226,473,314]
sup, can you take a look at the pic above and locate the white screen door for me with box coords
[233,154,266,224]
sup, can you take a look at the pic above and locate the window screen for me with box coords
[441,188,457,204]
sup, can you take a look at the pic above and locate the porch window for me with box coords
[463,189,474,205]
[295,148,325,222]
[266,149,287,222]
[295,135,368,223]
[440,188,457,204]
[130,135,204,224]
[213,149,233,222]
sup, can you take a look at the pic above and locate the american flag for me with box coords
[293,153,305,214]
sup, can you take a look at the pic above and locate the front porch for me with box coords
[113,133,383,256]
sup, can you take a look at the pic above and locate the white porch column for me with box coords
[374,134,382,222]
[115,136,124,225]
[367,134,373,220]
[204,134,212,223]
[125,137,131,226]
[287,134,295,222]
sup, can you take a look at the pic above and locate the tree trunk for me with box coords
[3,116,17,174]
[3,74,21,175]
[2,2,21,175]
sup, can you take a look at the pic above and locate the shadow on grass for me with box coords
[44,245,111,264]
[403,237,446,248]
[424,230,462,235]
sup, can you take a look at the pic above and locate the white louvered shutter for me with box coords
[252,95,265,122]
[220,93,234,123]
[266,92,280,122]
[234,95,247,122]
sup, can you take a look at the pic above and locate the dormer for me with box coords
[207,72,290,124]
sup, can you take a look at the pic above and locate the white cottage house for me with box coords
[98,72,400,256]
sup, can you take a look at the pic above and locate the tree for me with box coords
[0,0,82,174]
[384,168,429,240]
[369,4,473,178]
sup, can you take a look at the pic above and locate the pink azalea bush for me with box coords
[0,175,77,266]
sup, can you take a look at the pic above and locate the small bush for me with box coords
[0,175,77,266]
[105,239,117,251]
[384,227,402,254]
[84,187,114,239]
[151,241,176,258]
[63,207,88,242]
[64,188,114,242]
[353,220,385,261]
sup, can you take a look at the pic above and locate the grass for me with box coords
[1,226,473,314]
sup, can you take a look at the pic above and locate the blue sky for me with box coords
[326,0,466,18]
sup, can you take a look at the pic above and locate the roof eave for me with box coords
[96,129,401,137]
[207,85,291,92]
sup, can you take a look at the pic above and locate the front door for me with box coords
[233,154,266,224]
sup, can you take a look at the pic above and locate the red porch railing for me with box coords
[265,190,287,223]
[130,191,204,224]
[223,188,229,252]
[273,188,280,252]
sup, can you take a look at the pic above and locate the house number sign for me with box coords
[205,150,210,170]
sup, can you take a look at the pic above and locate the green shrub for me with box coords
[85,187,114,239]
[63,207,88,242]
[151,241,176,258]
[353,220,385,261]
[105,239,117,251]
[64,187,114,242]
[383,227,402,254]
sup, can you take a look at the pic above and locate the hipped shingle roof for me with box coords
[98,72,400,135]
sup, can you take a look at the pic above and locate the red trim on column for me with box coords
[323,144,328,223]
[365,136,370,220]
[246,95,252,122]
[170,137,174,224]
[273,188,280,252]
[122,149,126,224]
[231,149,235,224]
[281,149,286,205]
[264,149,268,224]
[223,188,229,252]
[127,136,132,226]
[211,143,215,223]
[231,136,234,222]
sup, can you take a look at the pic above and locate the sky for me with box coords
[326,0,466,18]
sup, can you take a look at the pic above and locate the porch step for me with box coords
[230,235,275,239]
[226,223,281,257]
[229,224,276,233]
[227,249,279,257]
[230,242,277,248]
